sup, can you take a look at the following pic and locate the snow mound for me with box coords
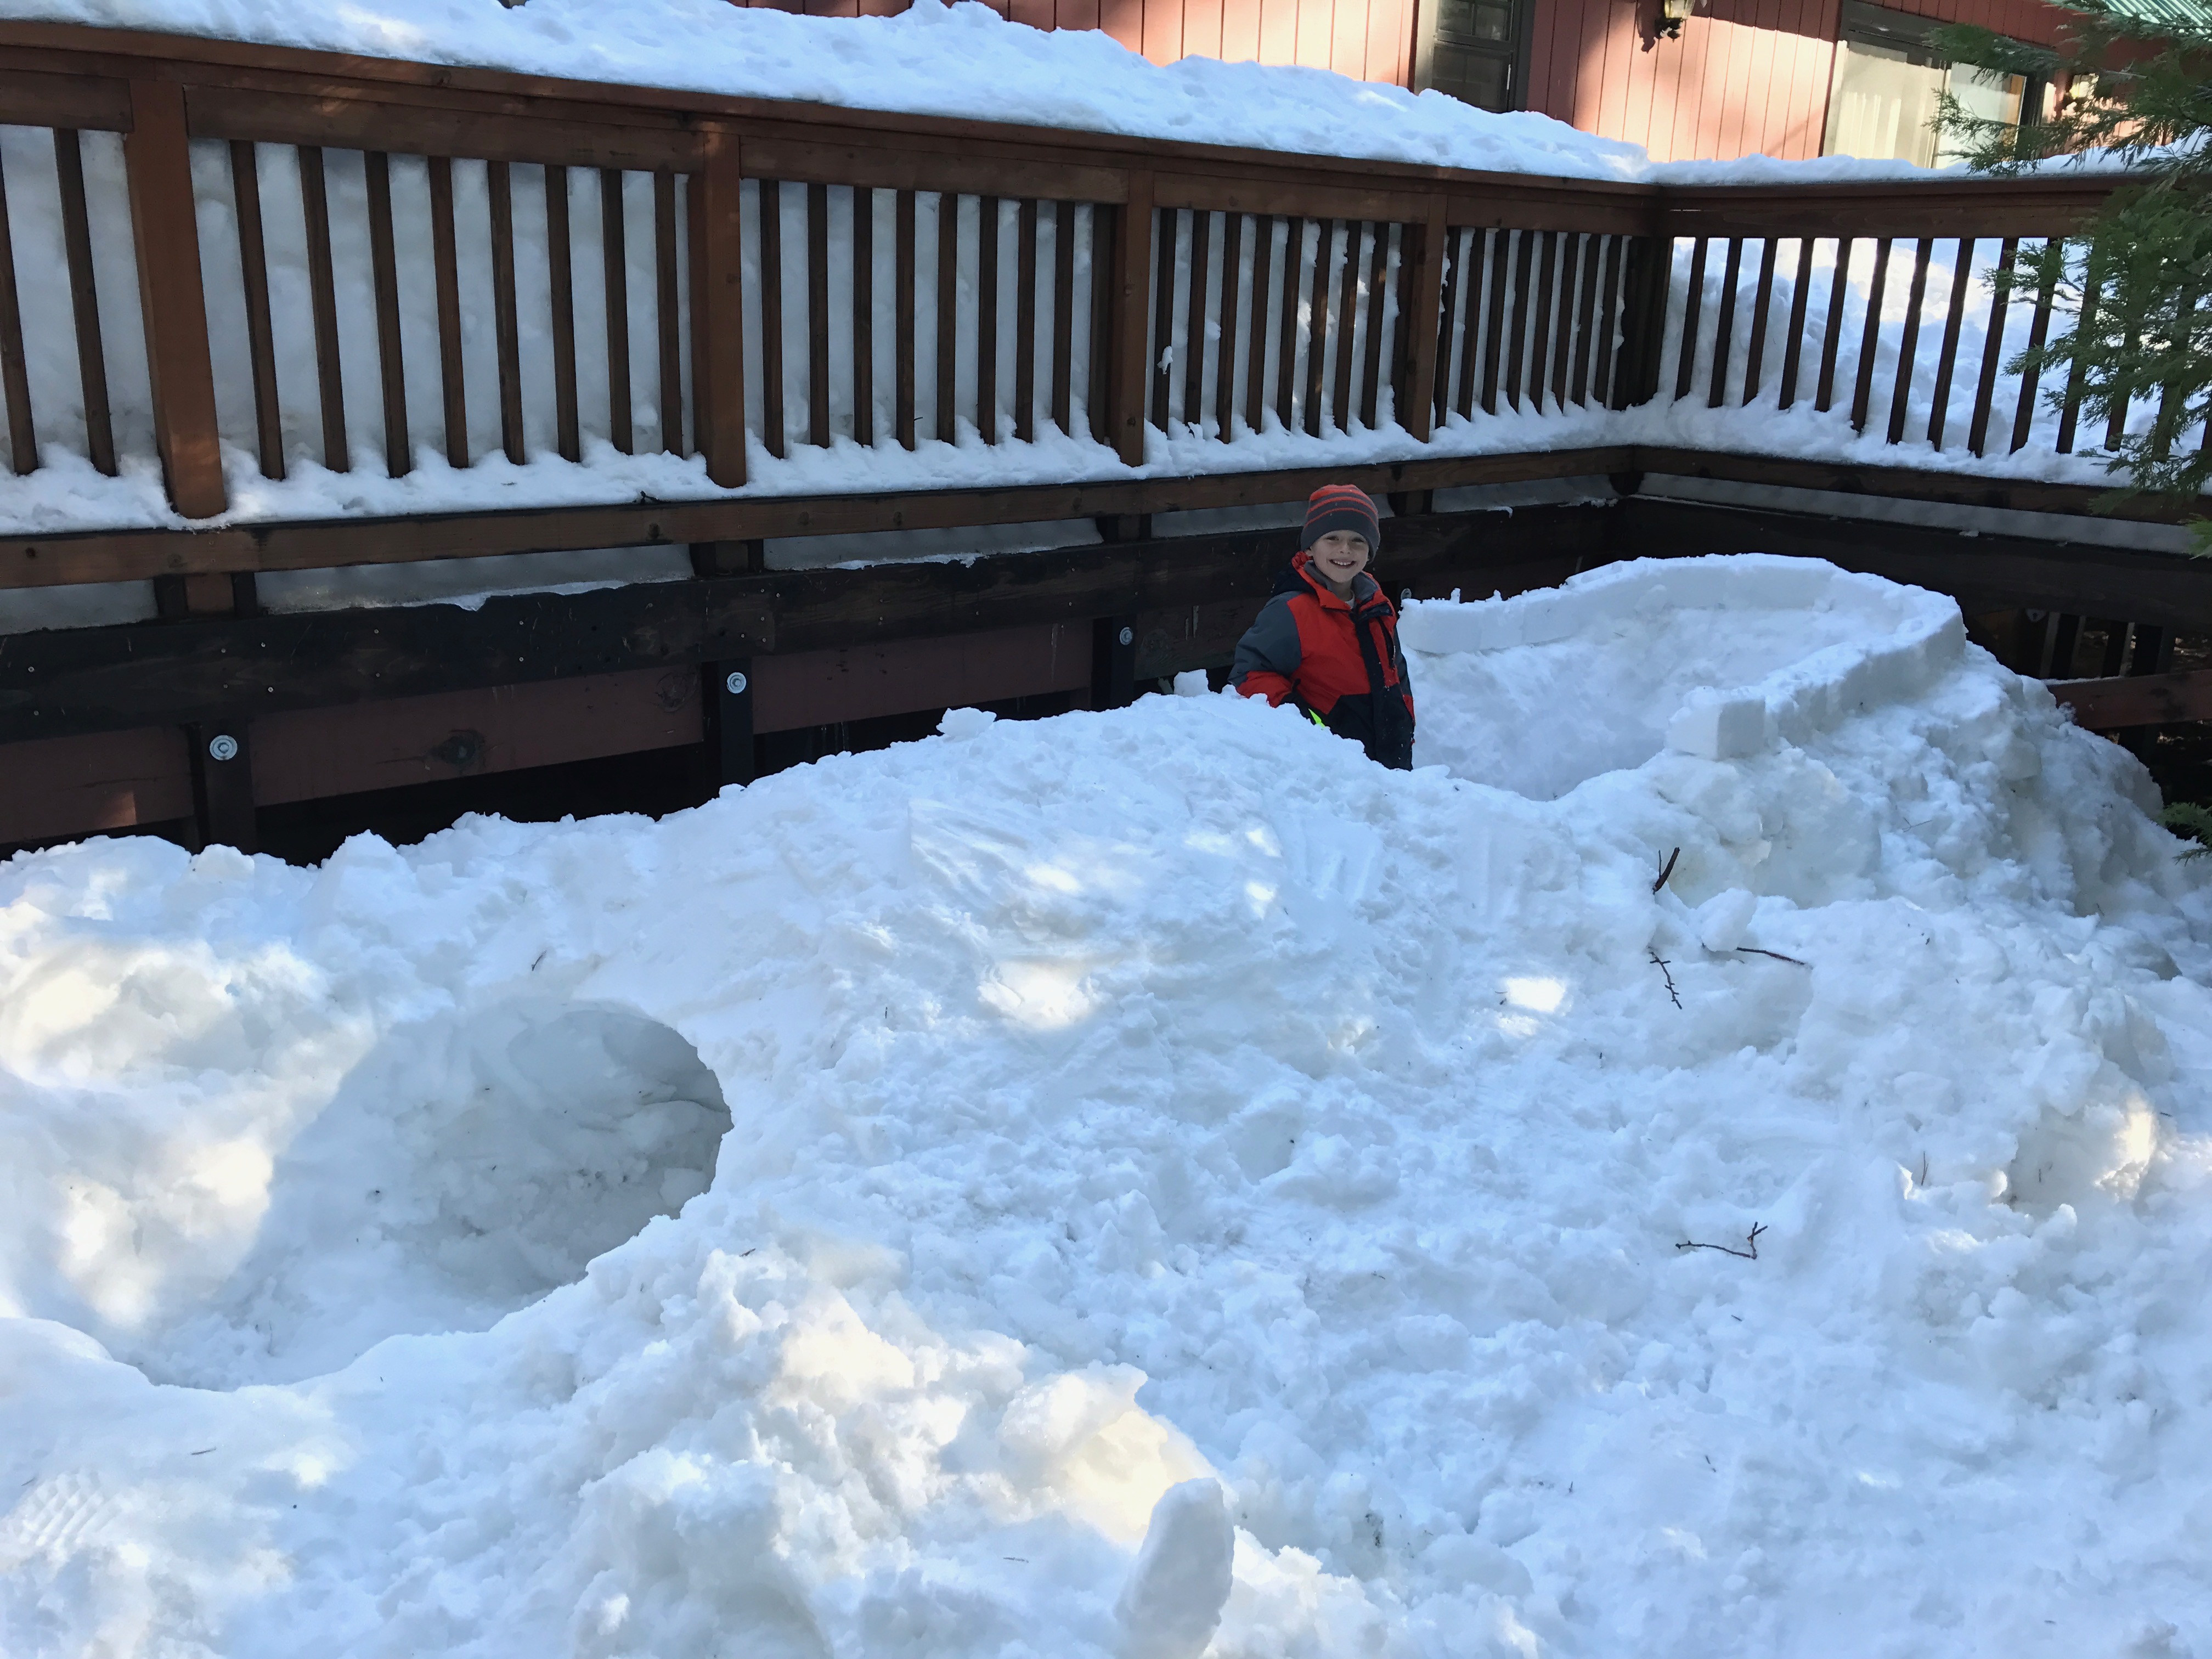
[4,556,2212,1657]
[1402,554,1965,797]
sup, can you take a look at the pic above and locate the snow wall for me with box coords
[4,554,2212,1656]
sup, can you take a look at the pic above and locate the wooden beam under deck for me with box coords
[2048,669,2212,732]
[7,444,2199,595]
[0,505,1612,747]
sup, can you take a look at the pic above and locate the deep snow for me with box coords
[4,554,2212,1657]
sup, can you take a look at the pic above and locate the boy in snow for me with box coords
[1229,484,1416,770]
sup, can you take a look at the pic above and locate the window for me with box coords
[1419,0,1527,114]
[1822,1,2034,166]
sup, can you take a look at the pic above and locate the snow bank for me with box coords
[5,555,2212,1656]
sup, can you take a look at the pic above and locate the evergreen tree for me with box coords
[1933,1,2212,546]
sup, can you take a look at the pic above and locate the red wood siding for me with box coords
[727,0,1414,80]
[1528,0,2069,161]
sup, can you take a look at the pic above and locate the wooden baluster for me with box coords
[0,147,35,475]
[1814,236,1854,412]
[854,187,876,448]
[1331,221,1361,431]
[489,161,526,464]
[2011,241,2058,453]
[808,181,830,449]
[1545,233,1579,412]
[429,157,469,466]
[694,134,746,488]
[122,82,223,515]
[1245,213,1275,436]
[1274,216,1302,432]
[1107,174,1154,466]
[54,128,117,477]
[978,195,1001,443]
[1966,236,2017,457]
[1182,206,1210,432]
[1303,221,1333,436]
[1088,201,1119,447]
[1617,235,1672,408]
[1596,235,1630,408]
[1671,236,1707,403]
[1848,236,1893,433]
[652,168,685,455]
[1215,211,1243,441]
[1883,236,1932,444]
[1052,199,1075,436]
[758,180,786,459]
[1150,205,1178,433]
[1481,230,1512,415]
[2102,269,2137,455]
[599,168,631,455]
[544,164,579,464]
[296,145,348,473]
[1426,220,1460,432]
[1569,233,1603,406]
[1015,197,1037,443]
[365,152,410,476]
[1361,220,1391,430]
[1925,236,1974,450]
[1777,238,1814,410]
[1736,238,1775,407]
[1526,230,1559,411]
[936,191,958,442]
[896,189,917,449]
[1706,238,1742,408]
[2057,243,2106,455]
[225,140,281,480]
[1504,228,1538,411]
[1463,230,1494,417]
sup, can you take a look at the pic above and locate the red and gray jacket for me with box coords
[1231,551,1416,770]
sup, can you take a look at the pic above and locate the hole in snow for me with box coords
[125,1001,730,1390]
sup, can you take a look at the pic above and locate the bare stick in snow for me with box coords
[1647,946,1680,1008]
[1677,1223,1767,1260]
[1734,945,1810,967]
[1652,847,1681,894]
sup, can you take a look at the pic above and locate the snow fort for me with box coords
[2,552,2209,1657]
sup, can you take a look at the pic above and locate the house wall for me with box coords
[737,0,2069,160]
[729,0,1417,82]
[1525,0,2068,162]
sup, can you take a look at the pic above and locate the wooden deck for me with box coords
[0,20,2203,854]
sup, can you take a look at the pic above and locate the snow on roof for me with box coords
[2,0,1992,184]
[5,554,2211,1655]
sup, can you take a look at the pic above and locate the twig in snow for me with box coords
[1652,847,1681,894]
[1647,946,1681,1008]
[1733,945,1810,967]
[1677,1223,1767,1261]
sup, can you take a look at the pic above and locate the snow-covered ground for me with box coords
[5,554,2211,1657]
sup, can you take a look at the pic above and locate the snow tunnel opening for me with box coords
[128,1001,731,1391]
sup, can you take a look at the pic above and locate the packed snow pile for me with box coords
[5,554,2212,1657]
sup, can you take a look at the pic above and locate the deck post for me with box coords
[696,131,748,487]
[187,723,257,853]
[124,79,226,518]
[703,660,756,788]
[1108,172,1155,467]
[1399,199,1449,441]
[1092,615,1138,709]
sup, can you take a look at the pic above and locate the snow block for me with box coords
[1667,692,1768,760]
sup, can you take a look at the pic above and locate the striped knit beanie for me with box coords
[1304,484,1380,553]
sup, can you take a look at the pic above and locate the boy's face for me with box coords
[1308,529,1371,590]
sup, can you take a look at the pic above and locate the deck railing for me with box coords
[0,19,2185,596]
